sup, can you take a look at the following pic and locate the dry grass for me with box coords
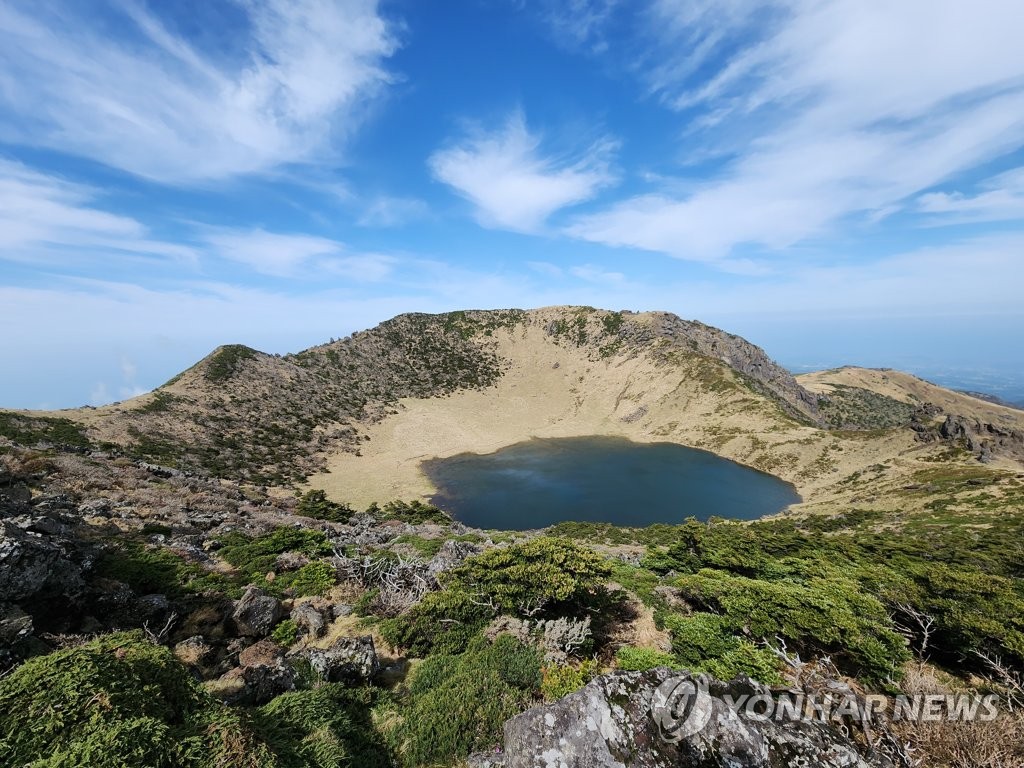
[895,665,1024,768]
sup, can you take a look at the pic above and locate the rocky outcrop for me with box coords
[650,313,820,421]
[231,586,283,637]
[293,635,379,683]
[940,414,1024,462]
[477,668,891,768]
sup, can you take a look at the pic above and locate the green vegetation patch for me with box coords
[381,537,611,656]
[218,528,336,597]
[0,632,391,768]
[0,411,92,449]
[393,634,541,767]
[818,384,917,429]
[295,490,355,523]
[203,344,259,382]
[0,632,268,768]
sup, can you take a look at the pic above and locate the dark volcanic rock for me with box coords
[231,586,283,637]
[483,668,890,768]
[0,519,84,603]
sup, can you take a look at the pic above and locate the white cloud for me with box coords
[0,0,398,182]
[429,111,617,233]
[540,0,622,53]
[569,265,627,285]
[0,158,197,263]
[917,167,1024,224]
[569,0,1024,259]
[205,229,344,277]
[357,196,429,227]
[205,228,396,280]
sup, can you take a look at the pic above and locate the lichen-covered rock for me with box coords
[231,585,283,637]
[490,668,890,768]
[294,635,379,683]
[291,601,328,638]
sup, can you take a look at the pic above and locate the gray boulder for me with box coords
[291,601,328,638]
[485,668,890,768]
[232,586,283,637]
[296,635,379,683]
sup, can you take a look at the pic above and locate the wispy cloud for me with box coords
[0,158,196,264]
[204,228,396,280]
[539,0,622,53]
[357,195,429,227]
[568,0,1024,260]
[917,167,1024,224]
[0,0,399,182]
[429,111,617,233]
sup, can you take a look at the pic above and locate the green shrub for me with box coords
[218,529,334,595]
[378,500,450,525]
[204,344,258,382]
[541,659,598,700]
[673,568,909,683]
[657,612,784,684]
[252,685,392,768]
[445,537,611,617]
[96,543,236,599]
[615,646,677,672]
[395,635,541,766]
[279,561,336,598]
[0,632,272,768]
[295,490,355,523]
[272,619,300,647]
[0,412,92,449]
[379,590,490,656]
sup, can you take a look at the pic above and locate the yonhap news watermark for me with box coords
[651,674,1003,742]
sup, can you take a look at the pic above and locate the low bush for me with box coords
[377,500,450,525]
[271,619,300,647]
[673,567,908,683]
[615,646,677,672]
[252,685,392,768]
[394,634,541,767]
[0,632,270,767]
[540,659,599,700]
[295,490,355,523]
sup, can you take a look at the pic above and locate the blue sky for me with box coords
[2,0,1024,409]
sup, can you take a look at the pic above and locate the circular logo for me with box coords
[651,674,714,742]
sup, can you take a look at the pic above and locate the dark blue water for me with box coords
[421,436,801,530]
